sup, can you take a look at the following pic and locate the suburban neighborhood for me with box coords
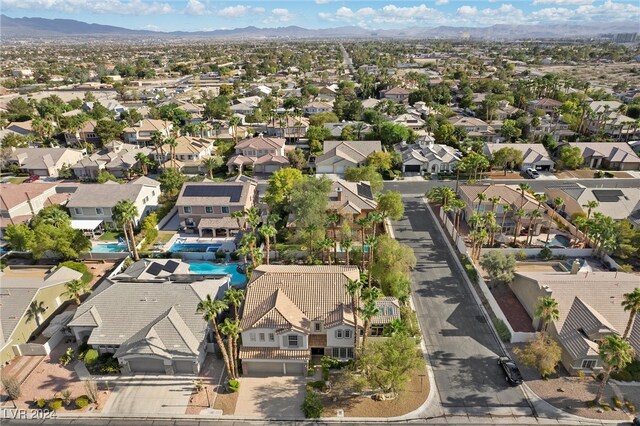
[1,22,640,426]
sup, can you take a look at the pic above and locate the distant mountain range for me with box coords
[2,14,638,40]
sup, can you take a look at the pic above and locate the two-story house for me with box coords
[380,87,411,103]
[0,182,63,237]
[66,177,160,230]
[239,265,400,376]
[175,181,256,237]
[396,139,462,174]
[226,135,289,174]
[122,119,173,146]
[63,120,101,147]
[159,136,215,174]
[3,147,85,177]
[265,116,309,143]
[71,141,153,179]
[304,101,333,116]
[448,116,496,143]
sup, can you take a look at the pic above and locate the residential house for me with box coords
[0,183,64,236]
[0,265,83,366]
[484,143,555,171]
[380,87,411,103]
[314,140,382,175]
[123,119,173,146]
[361,98,381,109]
[175,181,256,236]
[239,265,400,376]
[81,101,127,119]
[560,142,640,171]
[160,136,215,174]
[66,177,160,230]
[544,185,640,221]
[585,101,637,140]
[250,85,272,97]
[227,135,289,174]
[458,184,548,236]
[528,98,562,115]
[304,101,333,116]
[323,122,373,140]
[327,179,378,222]
[510,270,639,374]
[389,113,425,130]
[396,140,462,174]
[71,141,153,179]
[63,120,100,147]
[448,116,496,142]
[531,115,575,142]
[231,96,262,116]
[6,121,35,136]
[266,116,309,143]
[495,100,520,120]
[68,259,230,375]
[3,147,85,177]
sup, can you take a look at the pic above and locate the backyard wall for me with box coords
[479,247,594,257]
[13,329,66,358]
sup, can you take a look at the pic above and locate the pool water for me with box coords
[92,243,128,253]
[187,261,247,286]
[170,243,222,252]
[545,234,571,248]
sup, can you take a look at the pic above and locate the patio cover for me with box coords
[71,219,103,230]
[42,311,75,337]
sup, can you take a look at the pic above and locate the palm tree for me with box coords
[150,131,166,169]
[526,209,542,246]
[546,197,565,244]
[360,301,379,352]
[489,196,501,213]
[38,207,69,228]
[237,244,250,266]
[64,279,91,305]
[356,217,370,271]
[621,288,640,339]
[582,200,599,219]
[342,238,353,266]
[220,318,242,379]
[317,238,334,265]
[25,300,46,326]
[259,224,277,265]
[165,136,178,169]
[135,152,153,176]
[196,295,233,379]
[573,216,588,246]
[450,198,466,233]
[201,155,222,179]
[518,183,531,208]
[364,235,377,284]
[500,204,512,236]
[229,116,241,144]
[368,211,384,239]
[345,278,363,361]
[476,192,488,213]
[112,199,140,261]
[534,296,560,334]
[513,208,525,246]
[594,335,635,403]
[304,224,317,258]
[224,287,245,321]
[230,210,246,231]
[326,213,341,262]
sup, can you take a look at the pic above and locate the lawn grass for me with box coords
[152,231,174,246]
[9,177,27,184]
[99,231,122,241]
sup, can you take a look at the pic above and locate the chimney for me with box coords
[570,259,580,274]
[336,186,343,201]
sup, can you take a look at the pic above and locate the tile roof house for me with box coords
[4,147,85,177]
[66,177,160,229]
[239,265,400,376]
[544,185,640,221]
[510,270,639,374]
[70,141,153,179]
[323,122,374,140]
[226,135,289,174]
[396,139,462,174]
[585,101,638,140]
[304,101,333,116]
[63,120,101,147]
[175,181,256,237]
[68,261,230,375]
[327,179,377,220]
[561,142,640,171]
[315,140,382,175]
[0,182,60,235]
[159,136,215,174]
[0,265,83,366]
[380,87,411,103]
[448,116,496,143]
[528,98,562,115]
[123,119,173,145]
[265,116,309,143]
[484,143,555,171]
[389,113,425,130]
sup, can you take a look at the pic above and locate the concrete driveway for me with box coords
[234,377,305,419]
[102,375,194,415]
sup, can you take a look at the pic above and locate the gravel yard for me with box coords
[185,354,236,415]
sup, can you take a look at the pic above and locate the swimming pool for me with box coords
[187,261,247,286]
[561,258,586,271]
[169,243,222,253]
[545,234,571,248]
[92,243,129,253]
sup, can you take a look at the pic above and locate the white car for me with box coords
[525,168,540,179]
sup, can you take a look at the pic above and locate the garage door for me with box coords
[127,358,166,374]
[243,361,306,377]
[264,165,280,173]
[404,164,421,173]
[174,360,195,375]
[283,362,305,376]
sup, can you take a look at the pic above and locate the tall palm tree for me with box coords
[326,213,341,262]
[450,198,466,233]
[196,295,233,379]
[345,278,363,361]
[38,207,69,228]
[165,136,178,169]
[621,288,640,339]
[367,211,384,239]
[223,287,245,321]
[317,238,334,265]
[513,208,525,246]
[112,199,140,261]
[364,235,377,284]
[546,197,565,244]
[594,335,635,403]
[25,300,46,326]
[230,210,246,231]
[220,318,242,379]
[64,279,91,305]
[526,209,542,246]
[360,301,379,352]
[489,196,501,213]
[476,192,488,213]
[356,217,370,271]
[582,200,599,219]
[201,155,222,179]
[229,116,241,144]
[150,131,166,169]
[500,204,512,236]
[135,152,153,176]
[259,224,277,265]
[518,183,531,208]
[341,238,353,266]
[534,296,560,335]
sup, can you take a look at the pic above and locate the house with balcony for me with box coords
[448,116,496,142]
[226,135,289,174]
[63,120,101,147]
[122,119,173,146]
[265,116,309,143]
[175,181,256,237]
[239,265,400,376]
[159,136,215,174]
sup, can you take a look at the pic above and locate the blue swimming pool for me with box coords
[187,261,247,286]
[169,243,222,253]
[92,243,128,253]
[545,234,571,248]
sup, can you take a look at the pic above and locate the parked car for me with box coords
[498,356,523,385]
[24,175,40,183]
[525,168,540,179]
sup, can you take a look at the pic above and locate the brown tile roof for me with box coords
[0,183,57,210]
[239,346,310,360]
[235,135,285,150]
[372,297,401,325]
[198,217,243,230]
[458,184,540,211]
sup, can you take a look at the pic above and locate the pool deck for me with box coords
[164,233,236,252]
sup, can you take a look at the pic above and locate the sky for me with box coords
[2,0,640,32]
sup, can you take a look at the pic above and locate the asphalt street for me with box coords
[391,195,530,416]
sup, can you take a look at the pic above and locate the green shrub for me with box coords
[612,396,623,409]
[492,318,511,343]
[322,367,329,381]
[59,347,74,366]
[48,398,63,411]
[302,390,323,419]
[308,380,327,392]
[100,357,120,374]
[463,259,478,284]
[320,356,340,369]
[84,349,99,366]
[226,379,240,392]
[36,398,47,408]
[625,400,636,413]
[515,250,528,261]
[539,247,553,260]
[307,366,316,377]
[611,360,640,381]
[601,402,612,411]
[59,261,93,284]
[74,395,90,408]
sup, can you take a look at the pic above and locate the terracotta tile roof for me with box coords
[235,135,285,150]
[239,346,310,360]
[0,183,57,210]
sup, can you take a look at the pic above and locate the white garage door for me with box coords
[174,360,195,375]
[127,358,166,374]
[316,165,334,174]
[243,361,306,376]
[264,165,280,173]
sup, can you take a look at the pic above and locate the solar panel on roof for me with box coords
[356,183,374,200]
[592,189,623,203]
[146,263,164,276]
[163,260,180,273]
[182,185,242,203]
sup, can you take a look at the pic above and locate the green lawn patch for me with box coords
[99,231,122,241]
[8,177,27,184]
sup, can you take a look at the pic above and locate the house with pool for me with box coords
[175,181,256,237]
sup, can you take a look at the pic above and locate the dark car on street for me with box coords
[498,356,523,385]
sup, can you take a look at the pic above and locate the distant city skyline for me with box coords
[2,0,640,32]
